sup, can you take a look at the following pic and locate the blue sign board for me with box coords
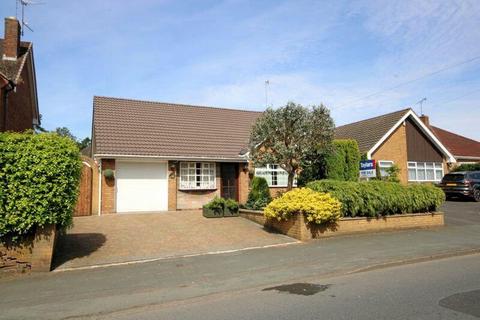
[359,160,376,178]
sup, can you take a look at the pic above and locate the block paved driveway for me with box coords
[53,211,296,271]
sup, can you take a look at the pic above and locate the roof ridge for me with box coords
[336,107,412,129]
[93,95,264,114]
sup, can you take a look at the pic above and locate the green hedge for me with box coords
[0,132,82,239]
[452,163,480,172]
[325,140,361,181]
[298,139,360,185]
[245,176,272,210]
[306,180,444,217]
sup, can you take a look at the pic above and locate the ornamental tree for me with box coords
[248,102,335,190]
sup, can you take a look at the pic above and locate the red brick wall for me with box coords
[3,17,20,59]
[168,161,177,210]
[238,163,249,204]
[5,54,35,132]
[101,159,116,214]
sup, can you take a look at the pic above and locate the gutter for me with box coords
[2,80,15,132]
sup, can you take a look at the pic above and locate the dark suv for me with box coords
[439,171,480,201]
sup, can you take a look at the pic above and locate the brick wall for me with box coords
[101,159,116,214]
[168,161,177,210]
[240,209,444,241]
[238,163,249,204]
[372,123,408,184]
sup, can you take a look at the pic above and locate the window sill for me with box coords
[179,188,217,191]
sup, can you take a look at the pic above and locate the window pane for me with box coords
[426,169,435,180]
[426,163,434,169]
[418,169,426,180]
[408,168,416,181]
[435,170,443,180]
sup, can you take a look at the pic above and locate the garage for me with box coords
[115,161,168,213]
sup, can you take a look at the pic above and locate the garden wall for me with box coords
[240,209,444,241]
[0,225,57,273]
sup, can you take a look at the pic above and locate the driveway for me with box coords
[53,211,297,271]
[441,200,480,226]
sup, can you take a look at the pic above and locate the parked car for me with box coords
[438,171,480,201]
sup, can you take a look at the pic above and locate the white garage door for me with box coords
[116,161,168,213]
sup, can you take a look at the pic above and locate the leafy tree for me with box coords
[78,137,91,151]
[249,102,335,190]
[452,163,480,172]
[55,127,77,142]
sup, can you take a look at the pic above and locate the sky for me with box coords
[1,0,479,140]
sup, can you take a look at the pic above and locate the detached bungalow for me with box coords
[92,96,293,214]
[335,108,456,184]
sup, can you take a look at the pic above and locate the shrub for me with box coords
[306,179,444,217]
[452,163,480,172]
[224,198,239,212]
[204,196,225,212]
[298,139,360,185]
[245,176,272,210]
[0,132,82,239]
[264,188,342,224]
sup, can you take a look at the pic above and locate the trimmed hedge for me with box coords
[325,140,361,181]
[298,139,360,185]
[264,188,342,224]
[0,132,82,239]
[306,180,445,217]
[452,163,480,172]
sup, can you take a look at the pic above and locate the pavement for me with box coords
[53,210,296,270]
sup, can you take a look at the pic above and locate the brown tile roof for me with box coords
[93,96,262,160]
[0,40,31,83]
[334,108,411,153]
[430,126,480,159]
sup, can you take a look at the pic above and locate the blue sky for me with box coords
[1,0,479,140]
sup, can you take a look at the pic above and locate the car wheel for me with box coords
[474,189,480,202]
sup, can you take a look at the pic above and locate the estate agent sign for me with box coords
[359,160,376,178]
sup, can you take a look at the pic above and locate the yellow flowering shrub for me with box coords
[264,188,342,224]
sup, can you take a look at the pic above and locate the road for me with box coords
[0,201,479,319]
[98,254,480,320]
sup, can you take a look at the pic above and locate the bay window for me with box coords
[179,162,216,190]
[254,164,296,187]
[407,162,443,182]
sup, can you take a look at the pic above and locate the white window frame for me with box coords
[179,162,216,190]
[407,161,444,182]
[378,160,394,177]
[254,164,296,187]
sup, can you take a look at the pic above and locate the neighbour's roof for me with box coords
[334,108,411,153]
[0,39,31,83]
[430,126,480,159]
[93,96,262,160]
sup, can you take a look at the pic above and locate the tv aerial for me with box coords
[16,0,46,35]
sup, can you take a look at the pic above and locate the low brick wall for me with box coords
[240,209,444,241]
[0,224,57,273]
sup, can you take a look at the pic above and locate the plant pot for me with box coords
[203,206,223,218]
[224,207,239,217]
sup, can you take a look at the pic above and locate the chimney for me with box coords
[3,17,21,61]
[420,114,430,127]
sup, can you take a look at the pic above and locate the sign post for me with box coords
[359,160,376,179]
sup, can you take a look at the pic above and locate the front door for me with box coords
[221,163,238,200]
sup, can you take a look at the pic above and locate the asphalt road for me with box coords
[98,253,480,320]
[442,200,480,226]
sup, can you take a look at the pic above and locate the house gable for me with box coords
[406,118,443,162]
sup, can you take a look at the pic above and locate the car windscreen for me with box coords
[442,174,465,182]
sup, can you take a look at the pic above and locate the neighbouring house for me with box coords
[0,17,40,132]
[335,108,456,184]
[429,123,480,165]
